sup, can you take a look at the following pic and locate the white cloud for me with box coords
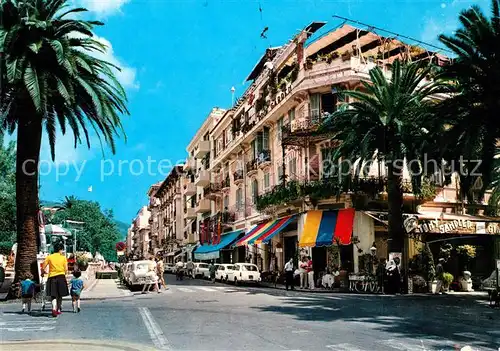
[78,0,130,16]
[94,35,139,90]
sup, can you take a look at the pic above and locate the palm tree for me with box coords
[0,0,129,282]
[438,0,500,203]
[323,59,450,265]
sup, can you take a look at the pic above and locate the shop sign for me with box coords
[405,215,477,234]
[486,222,500,234]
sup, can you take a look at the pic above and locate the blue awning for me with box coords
[193,230,243,260]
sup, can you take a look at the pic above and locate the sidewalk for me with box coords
[64,279,133,300]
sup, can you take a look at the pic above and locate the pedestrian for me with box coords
[376,258,386,294]
[186,260,195,279]
[435,258,445,294]
[0,262,5,290]
[306,256,314,290]
[142,262,160,294]
[284,258,294,290]
[175,259,184,280]
[69,271,84,313]
[209,261,216,283]
[156,257,167,290]
[42,242,69,317]
[20,272,36,314]
[299,257,308,289]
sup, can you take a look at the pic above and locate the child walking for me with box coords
[69,271,84,313]
[20,272,36,314]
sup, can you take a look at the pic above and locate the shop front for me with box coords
[193,230,244,262]
[298,209,357,286]
[234,215,298,271]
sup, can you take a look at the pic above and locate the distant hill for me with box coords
[114,220,129,240]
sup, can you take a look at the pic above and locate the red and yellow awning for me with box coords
[299,209,355,247]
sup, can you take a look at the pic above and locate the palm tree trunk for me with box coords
[386,162,405,253]
[14,114,43,284]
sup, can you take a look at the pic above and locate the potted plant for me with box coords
[304,58,314,70]
[423,244,438,293]
[442,272,454,292]
[76,252,89,271]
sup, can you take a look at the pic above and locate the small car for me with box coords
[127,260,157,288]
[164,263,176,274]
[226,263,261,285]
[192,262,210,279]
[215,264,234,281]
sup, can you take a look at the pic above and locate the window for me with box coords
[242,264,258,271]
[289,157,297,179]
[264,172,270,189]
[263,127,270,150]
[252,179,259,203]
[288,108,295,125]
[251,140,256,160]
[310,93,320,119]
[223,195,229,210]
[277,165,283,184]
[236,188,243,209]
[277,117,284,140]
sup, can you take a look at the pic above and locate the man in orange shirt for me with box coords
[42,242,69,317]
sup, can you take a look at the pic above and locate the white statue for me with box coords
[459,270,474,292]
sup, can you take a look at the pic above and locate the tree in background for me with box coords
[0,0,129,281]
[52,199,120,262]
[438,0,500,204]
[0,133,16,255]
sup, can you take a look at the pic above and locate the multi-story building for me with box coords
[187,21,500,282]
[126,224,134,256]
[153,166,187,263]
[131,206,151,259]
[147,182,162,253]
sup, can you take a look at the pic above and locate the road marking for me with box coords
[213,286,226,290]
[326,343,364,351]
[0,326,55,332]
[196,287,217,292]
[177,287,194,293]
[138,307,171,350]
[0,321,56,326]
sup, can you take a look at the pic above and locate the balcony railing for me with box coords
[205,183,222,199]
[233,169,244,183]
[194,140,210,159]
[246,159,258,175]
[222,177,231,190]
[256,149,271,167]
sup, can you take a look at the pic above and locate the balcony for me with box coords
[195,198,211,214]
[184,156,195,171]
[194,140,210,159]
[246,159,258,176]
[256,149,271,168]
[233,169,244,185]
[185,207,197,219]
[184,182,196,196]
[195,170,210,187]
[205,183,222,200]
[221,177,231,191]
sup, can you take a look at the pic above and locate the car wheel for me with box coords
[234,278,238,286]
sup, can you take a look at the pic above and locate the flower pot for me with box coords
[428,280,438,294]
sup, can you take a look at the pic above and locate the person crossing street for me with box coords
[284,258,295,291]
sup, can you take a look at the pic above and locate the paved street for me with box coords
[1,274,499,350]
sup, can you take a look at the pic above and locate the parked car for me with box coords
[192,262,210,279]
[127,260,157,288]
[216,264,234,281]
[164,263,176,274]
[123,262,133,284]
[226,263,261,285]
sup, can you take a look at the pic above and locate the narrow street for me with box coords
[1,275,499,350]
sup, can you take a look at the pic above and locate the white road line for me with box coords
[177,287,194,293]
[379,339,427,350]
[0,321,56,326]
[326,343,364,351]
[138,307,171,350]
[213,286,226,290]
[195,287,217,292]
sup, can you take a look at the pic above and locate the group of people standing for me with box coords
[284,256,314,291]
[141,257,167,294]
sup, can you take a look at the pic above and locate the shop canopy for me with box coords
[193,229,243,260]
[299,209,355,247]
[235,215,297,246]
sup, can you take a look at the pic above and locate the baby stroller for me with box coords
[34,275,48,311]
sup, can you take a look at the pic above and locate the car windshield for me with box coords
[242,265,258,271]
[199,264,209,268]
[218,266,225,270]
[136,264,149,271]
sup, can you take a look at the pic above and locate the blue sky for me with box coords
[32,0,489,223]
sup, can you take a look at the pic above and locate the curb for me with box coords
[1,339,156,351]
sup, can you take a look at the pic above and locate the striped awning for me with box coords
[235,215,297,246]
[299,209,355,247]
